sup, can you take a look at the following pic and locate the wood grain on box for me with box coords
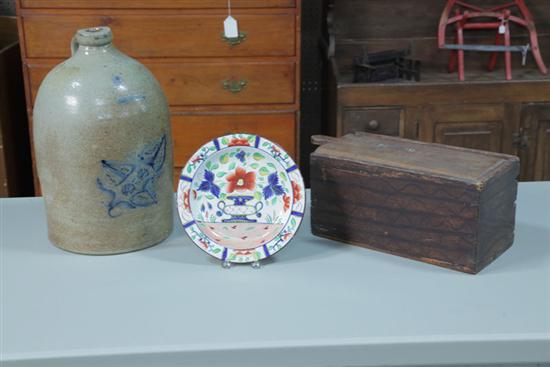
[16,0,301,194]
[310,133,519,274]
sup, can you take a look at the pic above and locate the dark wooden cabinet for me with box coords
[327,0,550,181]
[520,104,550,180]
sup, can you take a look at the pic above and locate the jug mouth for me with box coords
[75,26,113,47]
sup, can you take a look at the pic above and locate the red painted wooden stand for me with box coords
[438,0,548,81]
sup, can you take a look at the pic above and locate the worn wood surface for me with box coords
[310,133,519,274]
[16,0,301,194]
[312,133,510,182]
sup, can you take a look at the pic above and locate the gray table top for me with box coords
[1,184,549,367]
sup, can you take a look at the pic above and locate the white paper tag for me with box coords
[224,16,239,38]
[499,24,506,34]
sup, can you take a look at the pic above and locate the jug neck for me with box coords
[71,26,114,57]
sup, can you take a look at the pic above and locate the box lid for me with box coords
[311,133,518,185]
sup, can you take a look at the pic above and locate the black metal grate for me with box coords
[300,0,328,187]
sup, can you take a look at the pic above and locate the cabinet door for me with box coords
[521,104,550,181]
[420,104,519,154]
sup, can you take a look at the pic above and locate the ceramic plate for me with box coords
[177,134,305,263]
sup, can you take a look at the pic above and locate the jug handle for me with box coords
[71,35,79,56]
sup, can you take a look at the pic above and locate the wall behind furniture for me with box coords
[0,0,15,15]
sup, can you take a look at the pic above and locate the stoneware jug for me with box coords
[33,26,173,254]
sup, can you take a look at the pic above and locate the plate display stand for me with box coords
[221,260,261,269]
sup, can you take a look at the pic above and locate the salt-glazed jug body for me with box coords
[33,27,173,254]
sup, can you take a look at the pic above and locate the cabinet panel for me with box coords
[535,121,550,180]
[341,107,403,136]
[434,122,502,153]
[420,104,517,154]
[521,104,550,181]
[21,12,296,58]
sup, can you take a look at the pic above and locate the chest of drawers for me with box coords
[16,0,301,193]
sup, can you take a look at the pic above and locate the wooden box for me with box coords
[310,133,520,274]
[327,0,550,181]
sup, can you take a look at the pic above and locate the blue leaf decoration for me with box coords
[204,170,215,183]
[263,185,273,200]
[198,181,210,192]
[210,183,221,198]
[268,173,279,186]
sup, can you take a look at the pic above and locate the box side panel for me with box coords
[476,159,519,272]
[310,155,480,273]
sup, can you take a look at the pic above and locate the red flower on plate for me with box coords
[226,167,256,193]
[283,194,291,212]
[228,137,250,147]
[291,181,301,202]
[183,189,191,211]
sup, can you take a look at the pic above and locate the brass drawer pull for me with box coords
[221,31,247,46]
[222,79,247,94]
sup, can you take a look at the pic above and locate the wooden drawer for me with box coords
[171,113,296,167]
[342,107,404,136]
[27,61,296,106]
[21,12,296,58]
[21,0,296,9]
[151,61,295,106]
